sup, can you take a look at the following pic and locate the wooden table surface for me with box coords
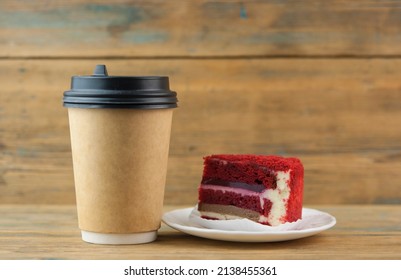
[0,204,400,260]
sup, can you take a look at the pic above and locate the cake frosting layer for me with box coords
[258,171,291,225]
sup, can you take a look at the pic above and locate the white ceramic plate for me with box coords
[162,207,336,242]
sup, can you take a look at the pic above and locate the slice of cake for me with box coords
[197,155,304,226]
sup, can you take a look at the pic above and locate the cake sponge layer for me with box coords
[201,154,303,188]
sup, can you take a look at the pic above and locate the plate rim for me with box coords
[162,207,336,242]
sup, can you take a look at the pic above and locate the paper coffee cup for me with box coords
[63,65,177,244]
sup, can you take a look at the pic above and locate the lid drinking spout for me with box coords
[93,65,108,76]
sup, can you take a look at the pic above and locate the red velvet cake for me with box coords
[197,155,304,226]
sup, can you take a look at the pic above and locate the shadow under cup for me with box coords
[63,65,178,244]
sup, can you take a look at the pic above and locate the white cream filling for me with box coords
[259,171,291,225]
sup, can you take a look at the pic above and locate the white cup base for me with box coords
[81,230,157,245]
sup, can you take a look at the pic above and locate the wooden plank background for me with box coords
[1,0,401,205]
[2,0,401,57]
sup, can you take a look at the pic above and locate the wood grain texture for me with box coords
[1,59,401,205]
[0,204,400,259]
[1,0,401,57]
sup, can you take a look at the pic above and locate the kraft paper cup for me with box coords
[63,65,177,244]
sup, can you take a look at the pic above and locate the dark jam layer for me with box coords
[201,178,265,193]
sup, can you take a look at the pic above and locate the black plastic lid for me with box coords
[63,65,178,109]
